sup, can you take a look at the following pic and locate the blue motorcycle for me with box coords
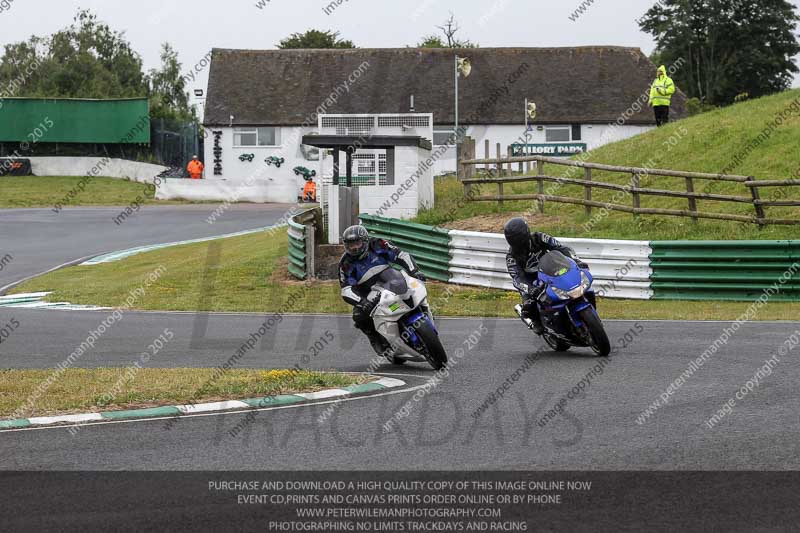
[515,251,611,356]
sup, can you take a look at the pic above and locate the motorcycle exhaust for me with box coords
[514,304,535,330]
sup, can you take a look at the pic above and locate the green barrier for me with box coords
[359,214,452,282]
[287,219,307,280]
[651,240,800,301]
[0,98,150,143]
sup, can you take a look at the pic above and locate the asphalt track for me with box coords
[1,204,798,472]
[0,204,292,291]
[1,306,798,470]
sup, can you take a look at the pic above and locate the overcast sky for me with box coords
[3,0,800,98]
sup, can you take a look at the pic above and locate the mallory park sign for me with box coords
[511,143,588,157]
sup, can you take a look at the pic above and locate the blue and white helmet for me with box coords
[342,225,369,259]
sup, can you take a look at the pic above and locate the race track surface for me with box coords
[0,204,291,291]
[1,306,798,471]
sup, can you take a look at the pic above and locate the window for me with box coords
[545,126,571,143]
[433,127,456,146]
[571,124,582,141]
[233,127,280,147]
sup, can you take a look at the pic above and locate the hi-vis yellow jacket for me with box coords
[649,65,676,107]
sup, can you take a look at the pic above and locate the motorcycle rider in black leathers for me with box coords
[339,225,425,356]
[504,217,588,335]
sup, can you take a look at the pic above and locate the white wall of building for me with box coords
[354,145,434,220]
[430,123,654,175]
[202,122,653,202]
[203,126,317,203]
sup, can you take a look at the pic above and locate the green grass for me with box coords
[0,368,368,418]
[11,228,799,321]
[416,89,800,240]
[0,175,191,208]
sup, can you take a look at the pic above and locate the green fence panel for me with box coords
[0,98,150,144]
[651,240,800,301]
[359,214,452,282]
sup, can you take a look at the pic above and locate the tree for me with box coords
[277,30,356,49]
[0,9,195,124]
[148,43,193,121]
[416,13,478,48]
[0,9,148,99]
[639,0,800,105]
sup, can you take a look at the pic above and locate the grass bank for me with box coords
[415,89,800,240]
[0,175,191,208]
[11,229,799,321]
[0,368,367,419]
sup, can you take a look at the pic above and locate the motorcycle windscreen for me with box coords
[376,268,409,296]
[538,251,574,277]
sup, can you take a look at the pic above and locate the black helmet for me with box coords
[504,217,531,255]
[342,225,370,259]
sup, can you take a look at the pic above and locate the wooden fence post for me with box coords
[747,176,766,227]
[631,172,641,217]
[496,143,503,177]
[685,177,698,223]
[584,167,592,216]
[537,160,545,214]
[484,139,490,174]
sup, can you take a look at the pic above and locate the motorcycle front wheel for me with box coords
[412,320,448,370]
[578,307,611,357]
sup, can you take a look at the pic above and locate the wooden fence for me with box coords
[458,143,800,226]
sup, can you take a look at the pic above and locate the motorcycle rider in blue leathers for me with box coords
[339,225,426,355]
[504,217,590,335]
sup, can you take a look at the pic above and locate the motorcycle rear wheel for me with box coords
[413,320,448,370]
[578,307,611,357]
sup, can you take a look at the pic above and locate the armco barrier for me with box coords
[448,230,652,299]
[287,208,321,280]
[287,220,307,280]
[359,215,651,298]
[355,216,800,301]
[360,214,452,282]
[651,240,800,301]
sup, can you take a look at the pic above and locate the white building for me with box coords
[185,46,687,205]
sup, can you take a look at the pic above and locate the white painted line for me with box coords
[5,301,63,309]
[0,292,52,301]
[28,413,103,425]
[176,400,250,414]
[294,389,351,401]
[373,377,406,388]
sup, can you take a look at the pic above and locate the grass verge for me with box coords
[0,368,369,419]
[11,228,799,321]
[0,175,192,208]
[415,89,800,240]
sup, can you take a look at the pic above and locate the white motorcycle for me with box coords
[368,268,448,370]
